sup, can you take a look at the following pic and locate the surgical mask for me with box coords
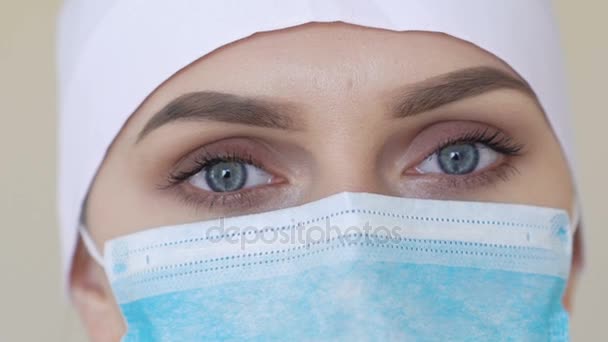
[81,192,573,341]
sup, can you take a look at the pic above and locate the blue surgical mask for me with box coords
[81,192,573,341]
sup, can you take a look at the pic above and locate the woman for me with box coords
[58,1,582,340]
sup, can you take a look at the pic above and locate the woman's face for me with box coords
[72,23,575,340]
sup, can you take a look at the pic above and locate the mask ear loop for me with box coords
[78,224,105,267]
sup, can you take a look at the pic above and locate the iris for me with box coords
[437,143,480,175]
[205,161,247,192]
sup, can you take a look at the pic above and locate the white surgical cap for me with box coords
[57,0,575,285]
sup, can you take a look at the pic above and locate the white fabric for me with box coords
[57,0,575,286]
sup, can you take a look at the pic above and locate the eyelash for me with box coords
[162,150,274,209]
[162,128,524,208]
[427,128,524,160]
[416,128,523,187]
[165,151,263,186]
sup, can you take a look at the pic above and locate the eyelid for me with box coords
[421,128,523,164]
[156,137,302,214]
[414,143,502,175]
[409,163,520,194]
[166,152,259,187]
[160,137,289,189]
[397,122,524,173]
[188,161,277,192]
[159,155,291,213]
[170,180,292,212]
[164,150,283,191]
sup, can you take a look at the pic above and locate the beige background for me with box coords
[0,1,605,341]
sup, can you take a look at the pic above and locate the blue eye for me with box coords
[416,143,500,175]
[204,161,247,192]
[437,143,479,174]
[188,161,273,192]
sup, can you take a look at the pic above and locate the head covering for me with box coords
[57,0,575,286]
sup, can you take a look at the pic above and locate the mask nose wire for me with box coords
[78,224,105,267]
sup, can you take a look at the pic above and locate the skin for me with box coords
[69,23,578,341]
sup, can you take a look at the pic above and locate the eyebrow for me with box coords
[392,66,536,117]
[138,66,535,141]
[138,92,302,141]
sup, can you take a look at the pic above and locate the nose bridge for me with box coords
[304,127,393,201]
[300,76,396,201]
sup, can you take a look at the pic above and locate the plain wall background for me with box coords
[0,1,605,340]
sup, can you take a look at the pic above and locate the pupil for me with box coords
[438,144,479,175]
[205,161,247,192]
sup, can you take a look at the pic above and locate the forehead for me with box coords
[135,23,517,125]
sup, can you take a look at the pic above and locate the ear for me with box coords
[563,224,584,312]
[70,239,126,342]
